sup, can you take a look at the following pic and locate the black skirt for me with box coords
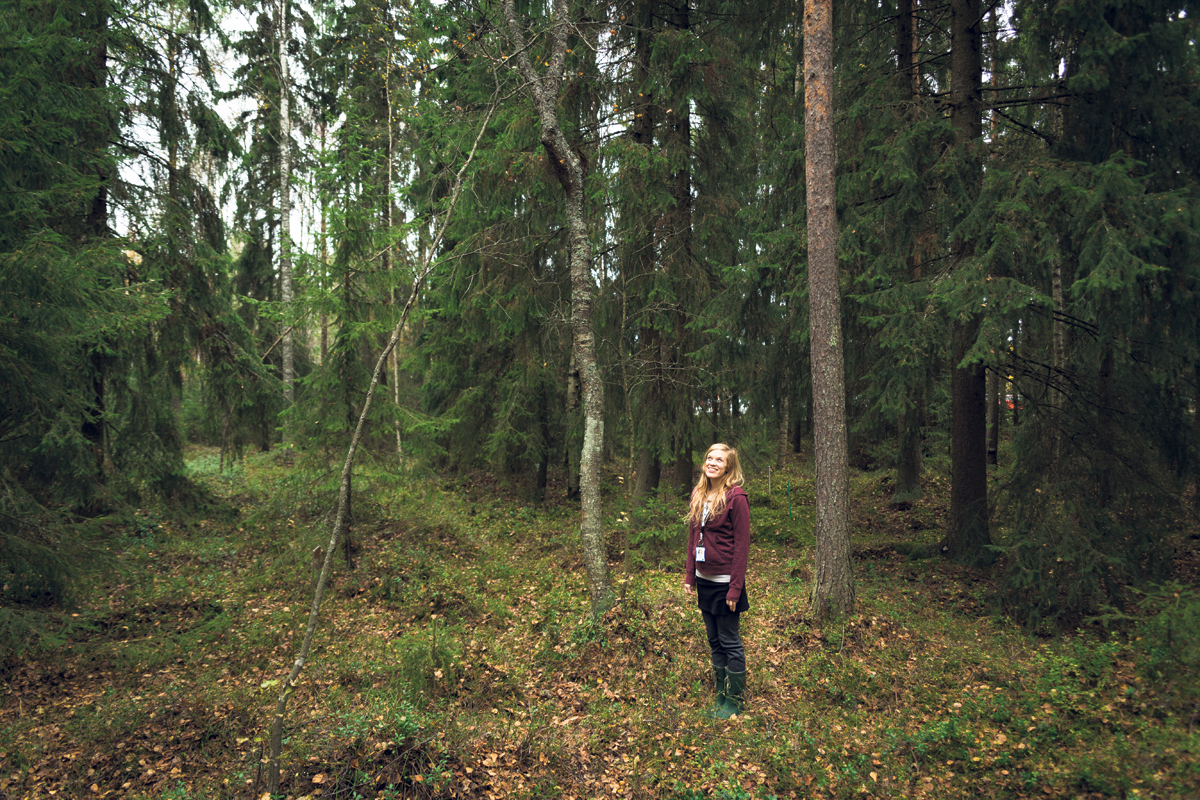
[695,576,750,616]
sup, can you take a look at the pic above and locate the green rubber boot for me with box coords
[708,666,727,716]
[716,669,746,719]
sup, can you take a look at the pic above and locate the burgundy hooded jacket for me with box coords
[683,485,750,603]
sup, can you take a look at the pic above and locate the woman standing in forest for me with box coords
[683,442,750,719]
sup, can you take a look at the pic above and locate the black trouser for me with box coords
[701,608,745,673]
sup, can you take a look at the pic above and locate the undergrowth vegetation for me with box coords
[1,448,1197,799]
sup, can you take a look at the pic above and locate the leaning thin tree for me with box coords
[500,0,612,616]
[804,0,855,620]
[264,100,499,796]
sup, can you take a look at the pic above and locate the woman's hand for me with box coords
[726,598,736,611]
[683,582,695,595]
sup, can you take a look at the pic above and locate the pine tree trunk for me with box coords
[503,0,611,616]
[804,0,854,621]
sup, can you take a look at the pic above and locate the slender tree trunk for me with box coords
[894,405,925,504]
[892,2,926,503]
[278,0,294,450]
[665,0,696,500]
[1097,345,1113,507]
[566,353,582,500]
[385,52,403,464]
[1050,256,1066,471]
[264,102,495,797]
[1011,322,1021,426]
[631,329,662,505]
[318,122,329,365]
[793,400,806,454]
[629,13,663,507]
[986,366,999,466]
[777,392,791,464]
[896,0,913,90]
[793,0,804,96]
[984,5,1001,471]
[79,0,111,488]
[503,0,611,616]
[804,0,854,621]
[1194,365,1200,511]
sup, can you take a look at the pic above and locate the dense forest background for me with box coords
[4,0,1200,797]
[5,0,1199,626]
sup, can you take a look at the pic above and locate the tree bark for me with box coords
[277,0,294,449]
[891,1,926,504]
[628,20,662,507]
[565,353,581,500]
[986,366,999,466]
[673,431,693,498]
[941,0,992,565]
[804,0,854,621]
[503,0,611,616]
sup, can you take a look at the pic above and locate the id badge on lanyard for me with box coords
[695,525,706,562]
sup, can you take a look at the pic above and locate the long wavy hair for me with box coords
[687,443,745,527]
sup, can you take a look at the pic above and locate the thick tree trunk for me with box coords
[673,436,693,498]
[893,405,924,504]
[633,444,661,504]
[941,0,991,565]
[804,0,854,621]
[945,318,991,562]
[503,0,611,616]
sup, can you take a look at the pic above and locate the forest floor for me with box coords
[1,448,1198,800]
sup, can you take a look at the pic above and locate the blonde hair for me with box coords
[687,443,745,527]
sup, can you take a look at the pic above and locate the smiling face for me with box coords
[704,448,729,482]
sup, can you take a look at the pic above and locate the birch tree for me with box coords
[500,0,612,616]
